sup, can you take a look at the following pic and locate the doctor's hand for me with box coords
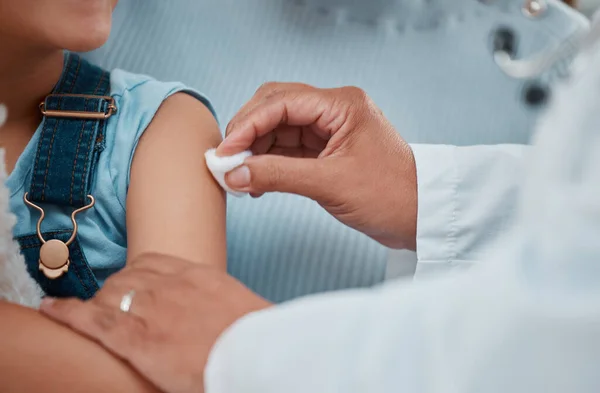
[218,82,417,250]
[40,253,271,393]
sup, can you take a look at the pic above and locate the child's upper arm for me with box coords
[125,92,226,269]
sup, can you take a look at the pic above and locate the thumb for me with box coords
[226,155,336,201]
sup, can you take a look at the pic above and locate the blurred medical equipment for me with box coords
[86,0,588,302]
[495,1,600,77]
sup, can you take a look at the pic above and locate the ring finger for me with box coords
[93,274,160,319]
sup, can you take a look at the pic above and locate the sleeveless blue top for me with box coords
[7,55,214,288]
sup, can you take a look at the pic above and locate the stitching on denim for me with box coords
[20,244,41,250]
[70,70,108,204]
[70,110,89,205]
[17,230,71,249]
[67,56,82,94]
[69,239,100,295]
[39,117,61,201]
[39,57,82,201]
[31,119,49,198]
[81,105,97,202]
[71,261,92,296]
[69,241,98,296]
[20,243,42,250]
[92,71,107,95]
[55,54,74,92]
[29,55,75,198]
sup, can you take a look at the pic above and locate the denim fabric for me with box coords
[14,54,109,298]
[28,54,110,208]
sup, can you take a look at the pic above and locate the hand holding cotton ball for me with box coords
[204,148,253,197]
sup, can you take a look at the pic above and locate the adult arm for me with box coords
[0,301,158,393]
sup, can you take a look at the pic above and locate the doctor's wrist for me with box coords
[369,142,418,251]
[394,143,418,251]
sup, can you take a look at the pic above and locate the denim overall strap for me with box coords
[27,53,113,207]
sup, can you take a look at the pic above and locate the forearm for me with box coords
[0,301,158,393]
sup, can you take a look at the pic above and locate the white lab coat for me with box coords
[411,143,528,277]
[204,20,600,393]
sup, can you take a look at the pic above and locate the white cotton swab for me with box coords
[204,148,253,197]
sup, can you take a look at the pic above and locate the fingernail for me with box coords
[227,165,251,189]
[216,142,234,157]
[215,141,227,155]
[40,297,55,309]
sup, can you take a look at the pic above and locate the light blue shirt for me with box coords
[7,70,212,284]
[204,15,600,393]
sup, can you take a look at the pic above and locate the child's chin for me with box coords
[61,23,112,53]
[71,38,110,54]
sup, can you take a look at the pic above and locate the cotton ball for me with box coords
[0,104,7,127]
[204,148,253,197]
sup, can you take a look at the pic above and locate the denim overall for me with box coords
[15,54,114,300]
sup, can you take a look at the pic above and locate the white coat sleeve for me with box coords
[204,243,600,393]
[410,144,529,277]
[203,269,468,393]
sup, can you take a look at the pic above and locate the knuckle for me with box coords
[263,88,287,103]
[341,86,377,115]
[341,86,368,102]
[256,81,280,96]
[338,87,377,126]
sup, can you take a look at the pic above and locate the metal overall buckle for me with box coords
[39,94,117,120]
[23,194,95,279]
[21,94,113,279]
